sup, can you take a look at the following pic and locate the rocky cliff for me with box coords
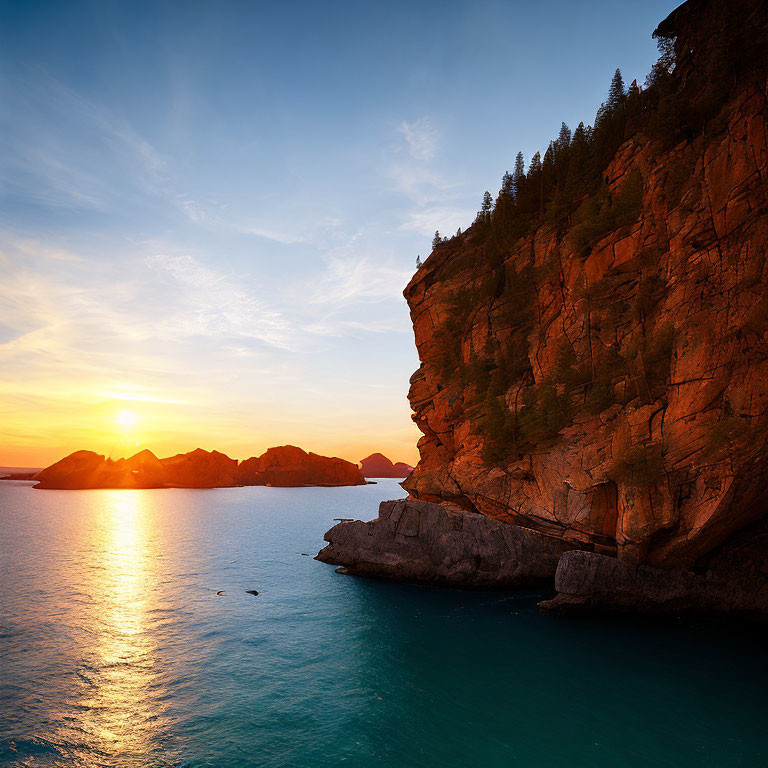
[321,0,768,618]
[318,498,574,587]
[404,0,768,571]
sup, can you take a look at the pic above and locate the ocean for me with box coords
[1,479,766,767]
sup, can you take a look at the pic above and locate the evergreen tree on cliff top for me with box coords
[528,151,542,176]
[513,151,525,198]
[607,68,626,110]
[432,231,441,249]
[501,170,514,196]
[481,190,494,220]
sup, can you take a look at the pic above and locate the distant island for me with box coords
[0,468,41,481]
[32,445,367,489]
[359,453,413,478]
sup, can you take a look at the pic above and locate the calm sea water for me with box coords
[1,479,766,768]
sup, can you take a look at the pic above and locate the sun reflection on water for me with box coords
[73,490,167,763]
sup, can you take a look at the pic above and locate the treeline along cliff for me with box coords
[320,0,768,618]
[406,0,768,568]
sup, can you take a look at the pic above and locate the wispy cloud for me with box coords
[295,226,413,338]
[399,205,475,237]
[145,253,292,348]
[308,254,411,307]
[398,118,439,162]
[1,75,170,215]
[230,223,308,245]
[304,316,408,337]
[385,117,474,236]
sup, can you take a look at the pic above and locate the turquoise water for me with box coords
[0,479,766,767]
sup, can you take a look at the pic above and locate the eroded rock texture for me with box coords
[317,498,576,587]
[540,520,768,620]
[402,0,768,578]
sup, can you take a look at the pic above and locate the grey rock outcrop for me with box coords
[316,498,578,588]
[540,549,768,621]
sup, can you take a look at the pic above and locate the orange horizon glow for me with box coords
[0,238,422,471]
[0,395,421,470]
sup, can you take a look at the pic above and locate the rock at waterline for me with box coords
[246,590,259,596]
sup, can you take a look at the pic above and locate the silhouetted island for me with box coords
[359,453,413,478]
[33,445,366,489]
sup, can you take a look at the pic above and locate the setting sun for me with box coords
[116,410,137,430]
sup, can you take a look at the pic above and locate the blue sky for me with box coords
[0,0,679,466]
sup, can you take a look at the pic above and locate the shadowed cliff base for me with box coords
[33,445,366,489]
[318,499,768,621]
[320,0,768,620]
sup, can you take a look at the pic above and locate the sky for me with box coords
[0,0,679,468]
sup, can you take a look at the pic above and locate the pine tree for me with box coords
[456,227,462,237]
[594,102,608,128]
[625,79,642,121]
[527,151,543,220]
[481,190,493,220]
[513,151,525,198]
[528,151,542,176]
[541,143,555,221]
[569,121,588,177]
[543,142,555,170]
[557,122,572,148]
[645,34,676,88]
[607,68,626,110]
[501,170,514,195]
[432,231,441,249]
[416,255,422,269]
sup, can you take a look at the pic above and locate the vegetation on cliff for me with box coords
[404,0,768,570]
[425,0,768,465]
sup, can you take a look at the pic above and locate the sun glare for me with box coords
[116,410,137,429]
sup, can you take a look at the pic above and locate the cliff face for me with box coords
[402,0,768,573]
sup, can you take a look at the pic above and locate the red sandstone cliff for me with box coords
[401,0,768,577]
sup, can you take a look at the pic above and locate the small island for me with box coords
[33,445,367,489]
[359,453,413,478]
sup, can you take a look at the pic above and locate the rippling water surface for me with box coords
[1,480,766,767]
